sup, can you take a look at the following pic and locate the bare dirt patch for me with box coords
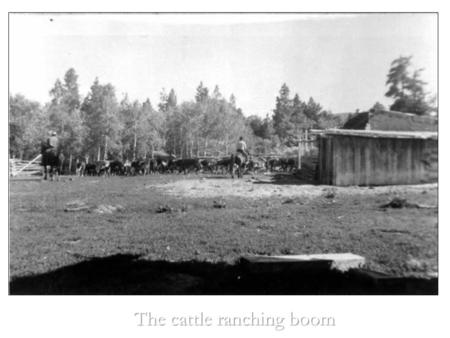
[149,174,437,201]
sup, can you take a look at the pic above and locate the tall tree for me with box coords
[9,94,47,159]
[290,93,312,133]
[195,82,209,103]
[62,68,81,113]
[81,78,119,161]
[385,56,412,99]
[385,56,436,115]
[304,97,323,123]
[272,83,293,142]
[229,94,236,108]
[46,68,84,171]
[158,88,169,113]
[167,88,178,109]
[213,85,222,100]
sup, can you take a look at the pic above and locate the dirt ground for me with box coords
[9,173,438,286]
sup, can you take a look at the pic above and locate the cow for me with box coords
[247,156,266,174]
[280,157,297,172]
[199,158,217,173]
[75,159,86,176]
[123,160,132,176]
[145,158,158,174]
[96,160,111,176]
[214,157,232,174]
[155,159,169,173]
[84,163,98,176]
[267,158,281,172]
[109,160,124,176]
[169,158,202,174]
[130,160,146,175]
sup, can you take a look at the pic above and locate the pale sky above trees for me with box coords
[10,13,437,117]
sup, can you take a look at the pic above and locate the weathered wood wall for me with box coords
[318,135,438,186]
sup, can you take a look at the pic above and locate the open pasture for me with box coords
[9,173,438,293]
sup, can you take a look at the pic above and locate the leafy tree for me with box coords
[213,85,222,100]
[385,56,412,99]
[9,94,47,159]
[290,94,311,133]
[46,68,84,171]
[158,88,169,113]
[385,56,436,115]
[167,88,178,109]
[229,94,236,108]
[316,110,344,129]
[370,102,386,112]
[272,83,293,141]
[142,98,165,157]
[303,97,323,122]
[62,68,81,113]
[195,82,209,103]
[81,78,119,161]
[247,114,273,140]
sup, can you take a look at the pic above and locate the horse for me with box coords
[40,142,62,181]
[229,152,247,179]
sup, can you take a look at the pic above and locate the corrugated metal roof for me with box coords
[311,129,438,140]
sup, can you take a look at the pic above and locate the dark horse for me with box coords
[40,142,62,181]
[229,152,247,179]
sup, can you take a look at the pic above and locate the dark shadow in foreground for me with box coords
[9,254,437,295]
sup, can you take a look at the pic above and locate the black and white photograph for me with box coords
[8,12,438,297]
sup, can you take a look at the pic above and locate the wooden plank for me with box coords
[352,137,360,185]
[406,139,413,184]
[364,138,371,186]
[328,136,334,185]
[243,253,366,273]
[333,136,339,185]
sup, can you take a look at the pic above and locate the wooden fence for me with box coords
[9,155,42,177]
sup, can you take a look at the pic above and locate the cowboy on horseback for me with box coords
[46,130,59,153]
[236,136,248,163]
[229,136,249,179]
[41,130,60,180]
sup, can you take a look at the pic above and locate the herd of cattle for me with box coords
[75,156,298,177]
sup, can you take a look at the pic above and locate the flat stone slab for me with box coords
[242,253,366,273]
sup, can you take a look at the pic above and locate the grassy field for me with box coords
[9,173,438,293]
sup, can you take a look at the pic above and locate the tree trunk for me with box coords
[196,137,200,157]
[69,153,73,174]
[104,137,108,160]
[97,147,101,162]
[203,138,208,157]
[133,122,137,161]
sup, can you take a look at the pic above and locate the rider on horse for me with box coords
[46,130,59,153]
[41,130,61,180]
[236,136,248,163]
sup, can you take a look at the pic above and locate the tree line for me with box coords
[9,68,336,165]
[9,56,436,168]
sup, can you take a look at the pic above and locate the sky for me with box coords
[9,13,437,117]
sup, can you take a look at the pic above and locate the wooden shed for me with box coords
[316,129,437,186]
